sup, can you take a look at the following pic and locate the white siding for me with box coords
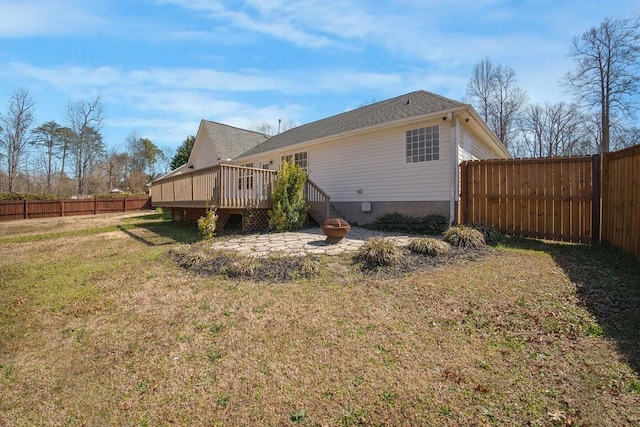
[190,133,220,170]
[240,119,452,202]
[457,126,495,162]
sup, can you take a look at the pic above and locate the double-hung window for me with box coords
[406,125,439,163]
[282,151,308,170]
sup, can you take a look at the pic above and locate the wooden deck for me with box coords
[150,164,331,225]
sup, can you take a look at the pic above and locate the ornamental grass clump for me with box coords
[408,237,452,256]
[355,237,402,267]
[444,225,485,249]
[472,223,501,245]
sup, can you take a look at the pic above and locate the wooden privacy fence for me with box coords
[0,197,152,222]
[460,145,640,259]
[601,145,640,258]
[460,156,596,243]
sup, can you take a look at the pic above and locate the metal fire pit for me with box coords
[321,218,350,244]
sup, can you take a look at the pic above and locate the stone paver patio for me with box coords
[210,226,415,257]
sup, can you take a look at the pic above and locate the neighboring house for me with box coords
[150,90,510,228]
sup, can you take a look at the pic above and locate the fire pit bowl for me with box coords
[321,218,350,243]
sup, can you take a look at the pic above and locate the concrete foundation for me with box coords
[331,201,451,225]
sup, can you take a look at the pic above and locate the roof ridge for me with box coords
[203,119,268,137]
[272,90,461,139]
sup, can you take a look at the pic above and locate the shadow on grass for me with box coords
[117,221,201,246]
[121,212,171,222]
[500,236,640,375]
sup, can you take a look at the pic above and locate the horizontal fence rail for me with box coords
[0,197,151,222]
[460,156,596,243]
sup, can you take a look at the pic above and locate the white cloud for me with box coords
[157,0,382,48]
[0,0,104,37]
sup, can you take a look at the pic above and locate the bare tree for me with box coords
[66,97,105,195]
[465,58,528,152]
[253,119,297,136]
[521,102,590,157]
[253,122,276,136]
[0,89,36,192]
[611,126,640,151]
[104,147,130,191]
[562,16,640,153]
[126,131,165,188]
[465,58,495,123]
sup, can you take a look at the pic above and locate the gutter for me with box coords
[234,106,469,163]
[449,113,458,225]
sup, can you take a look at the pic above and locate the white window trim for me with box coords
[405,125,440,164]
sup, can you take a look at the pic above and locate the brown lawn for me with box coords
[0,212,638,426]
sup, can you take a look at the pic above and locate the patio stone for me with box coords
[207,226,416,257]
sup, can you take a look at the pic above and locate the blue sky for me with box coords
[1,0,638,153]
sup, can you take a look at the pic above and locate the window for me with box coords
[405,125,439,163]
[260,161,271,170]
[239,163,254,190]
[282,151,308,170]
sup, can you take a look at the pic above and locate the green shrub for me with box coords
[355,237,402,267]
[408,237,452,256]
[369,213,449,235]
[444,225,485,249]
[197,203,218,239]
[94,191,147,199]
[268,159,308,231]
[472,223,501,244]
[0,192,57,201]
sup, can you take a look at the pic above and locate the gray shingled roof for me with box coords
[238,90,466,158]
[202,120,268,160]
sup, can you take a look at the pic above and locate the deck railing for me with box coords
[150,164,277,209]
[305,178,331,224]
[150,164,332,223]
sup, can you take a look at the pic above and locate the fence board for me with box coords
[602,145,640,259]
[460,156,594,242]
[0,197,151,222]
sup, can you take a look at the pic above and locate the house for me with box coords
[150,90,510,229]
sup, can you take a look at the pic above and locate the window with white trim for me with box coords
[282,151,308,170]
[405,125,439,163]
[239,163,254,189]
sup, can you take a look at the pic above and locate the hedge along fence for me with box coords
[0,197,152,221]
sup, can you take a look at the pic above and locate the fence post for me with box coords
[459,161,468,225]
[124,198,128,212]
[61,199,65,217]
[591,154,601,244]
[94,198,98,215]
[24,199,28,219]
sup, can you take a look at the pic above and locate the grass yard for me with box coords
[0,212,639,426]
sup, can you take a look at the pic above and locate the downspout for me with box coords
[449,112,458,224]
